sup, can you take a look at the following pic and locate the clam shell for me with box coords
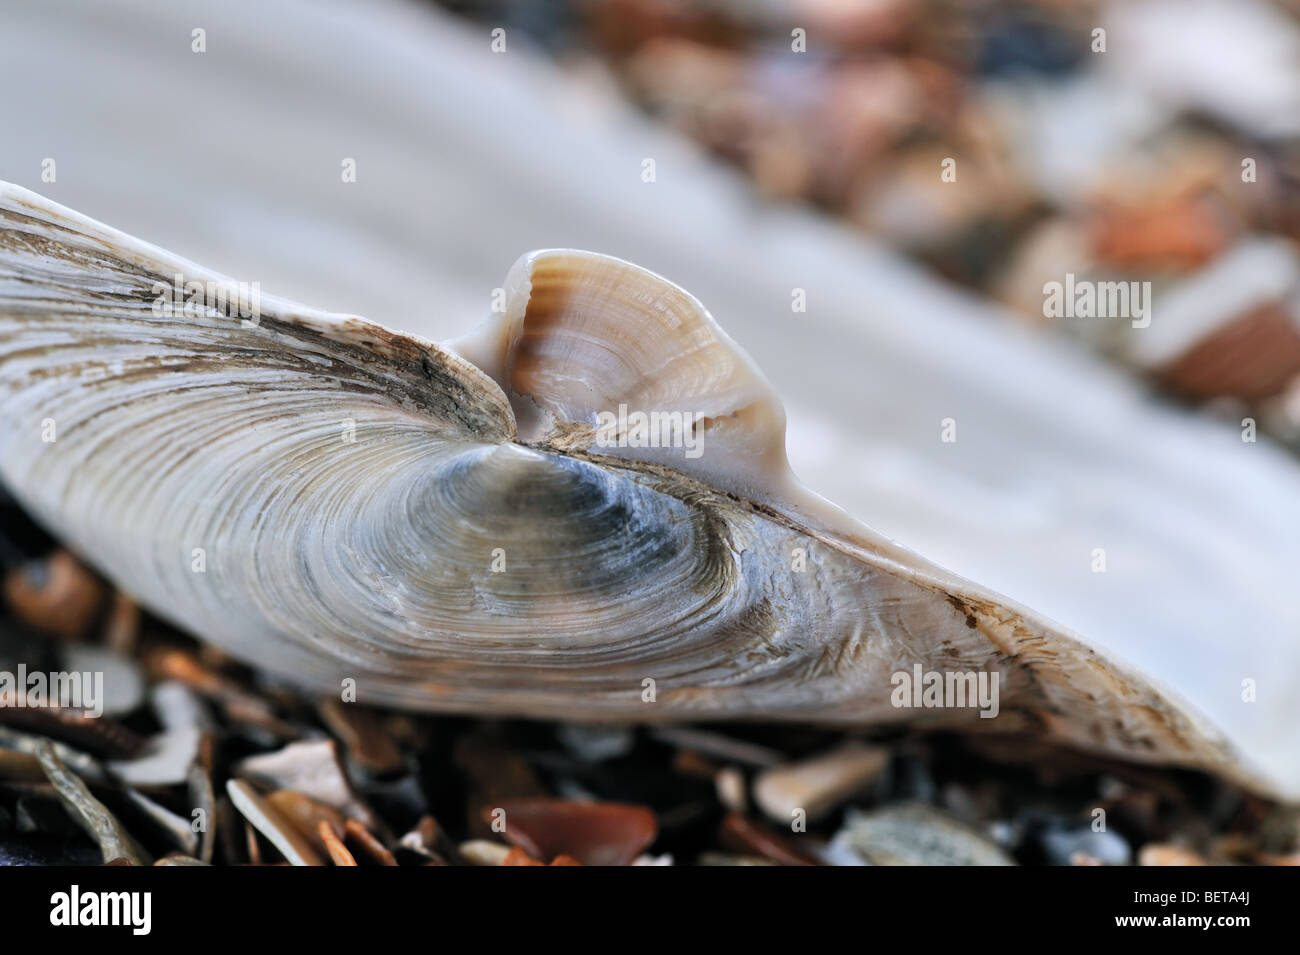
[1,183,1288,800]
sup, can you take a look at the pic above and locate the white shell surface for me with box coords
[0,187,1279,800]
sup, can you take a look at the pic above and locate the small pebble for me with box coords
[1040,825,1132,866]
[459,839,512,866]
[2,551,104,639]
[492,798,657,866]
[754,742,889,824]
[831,803,1016,866]
[503,847,545,866]
[1138,843,1209,866]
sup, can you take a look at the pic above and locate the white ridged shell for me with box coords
[0,182,1286,799]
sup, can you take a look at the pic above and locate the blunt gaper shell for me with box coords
[0,182,1278,796]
